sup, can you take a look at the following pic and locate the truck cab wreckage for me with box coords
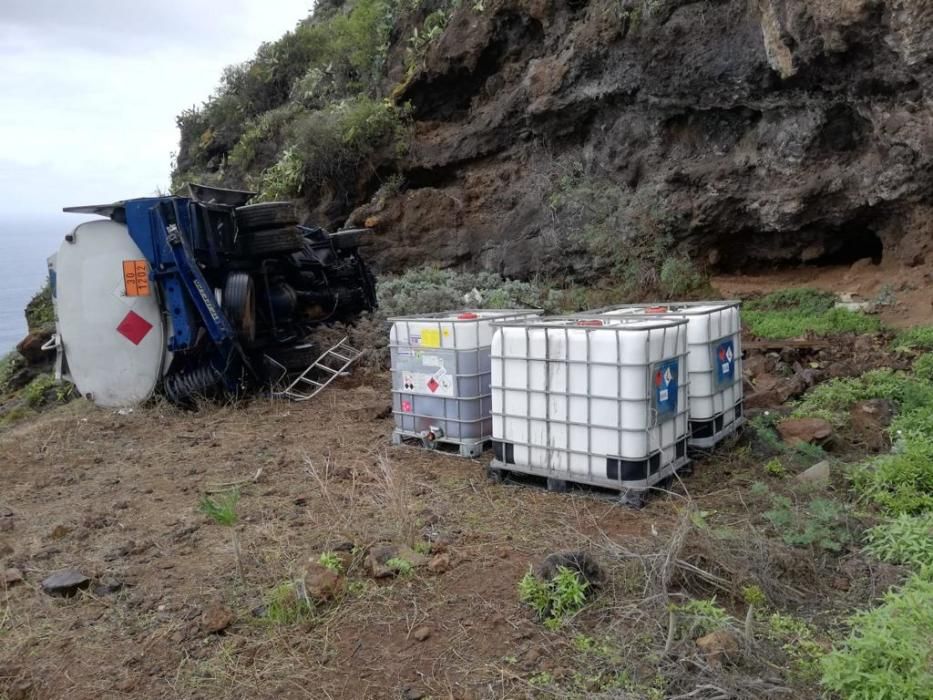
[46,185,376,407]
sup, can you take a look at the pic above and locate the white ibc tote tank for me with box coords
[595,301,744,448]
[389,309,540,458]
[489,316,690,502]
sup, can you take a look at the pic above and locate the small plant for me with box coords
[767,613,825,682]
[413,540,432,556]
[670,598,732,637]
[764,496,853,552]
[318,551,343,573]
[386,557,413,576]
[821,572,933,700]
[529,671,555,687]
[851,439,933,515]
[199,489,243,580]
[518,565,590,629]
[742,585,766,644]
[23,373,57,408]
[864,513,933,569]
[744,288,881,339]
[264,581,313,625]
[894,325,933,351]
[659,257,705,298]
[199,489,240,526]
[764,458,786,477]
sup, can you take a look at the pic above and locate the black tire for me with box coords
[265,343,317,372]
[235,202,298,232]
[222,272,256,342]
[249,228,304,255]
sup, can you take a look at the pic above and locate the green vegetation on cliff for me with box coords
[172,0,467,218]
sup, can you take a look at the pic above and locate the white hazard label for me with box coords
[664,367,673,386]
[726,346,734,362]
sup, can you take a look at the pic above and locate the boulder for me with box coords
[777,417,833,446]
[201,604,235,634]
[695,629,740,667]
[428,553,451,574]
[2,568,23,586]
[796,460,830,485]
[303,561,345,601]
[40,569,90,597]
[16,329,52,365]
[366,544,428,578]
[849,399,894,452]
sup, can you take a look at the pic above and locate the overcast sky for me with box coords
[0,0,312,219]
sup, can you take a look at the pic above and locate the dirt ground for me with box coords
[0,378,685,700]
[2,264,929,700]
[712,258,933,328]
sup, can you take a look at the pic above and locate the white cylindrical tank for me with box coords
[390,309,540,457]
[490,317,690,496]
[592,302,744,448]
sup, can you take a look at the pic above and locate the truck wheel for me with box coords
[265,343,317,372]
[222,272,256,342]
[249,228,305,255]
[235,202,298,232]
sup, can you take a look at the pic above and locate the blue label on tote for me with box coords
[654,359,679,419]
[714,340,736,386]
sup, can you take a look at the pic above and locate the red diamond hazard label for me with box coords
[116,311,153,345]
[427,377,439,393]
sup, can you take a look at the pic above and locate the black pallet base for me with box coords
[487,458,691,509]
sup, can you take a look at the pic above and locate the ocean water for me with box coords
[0,215,93,353]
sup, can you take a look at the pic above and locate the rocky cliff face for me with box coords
[349,0,932,279]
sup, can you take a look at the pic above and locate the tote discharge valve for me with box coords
[46,185,376,407]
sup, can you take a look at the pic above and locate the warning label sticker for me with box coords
[652,359,679,419]
[400,369,453,397]
[420,329,441,348]
[122,260,150,297]
[713,339,737,387]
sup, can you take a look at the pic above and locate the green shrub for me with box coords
[670,598,733,637]
[377,268,544,317]
[659,257,705,297]
[763,612,826,682]
[254,148,305,202]
[25,280,54,329]
[894,326,933,351]
[744,288,882,339]
[518,566,589,629]
[173,0,405,184]
[744,307,881,340]
[852,440,933,516]
[912,353,933,383]
[821,571,933,700]
[864,513,933,569]
[23,374,56,408]
[764,496,853,552]
[764,458,786,477]
[793,367,933,430]
[746,288,837,315]
[198,489,240,526]
[386,556,413,575]
[0,352,24,393]
[265,581,314,624]
[318,551,343,572]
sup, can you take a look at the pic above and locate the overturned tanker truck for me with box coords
[45,185,376,407]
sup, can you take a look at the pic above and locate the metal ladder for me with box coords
[273,337,362,401]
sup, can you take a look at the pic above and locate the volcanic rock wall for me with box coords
[350,0,932,278]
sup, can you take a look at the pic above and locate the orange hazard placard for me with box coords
[122,260,150,297]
